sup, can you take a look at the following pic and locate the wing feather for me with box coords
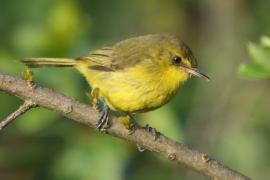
[77,34,168,71]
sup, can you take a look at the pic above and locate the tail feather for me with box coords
[21,58,77,68]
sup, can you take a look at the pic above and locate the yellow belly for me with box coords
[76,64,188,113]
[101,77,177,113]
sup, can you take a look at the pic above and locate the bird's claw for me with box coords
[119,115,137,134]
[95,104,110,131]
[144,124,160,140]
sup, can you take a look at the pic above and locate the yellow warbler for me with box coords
[21,34,209,131]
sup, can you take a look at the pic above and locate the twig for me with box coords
[0,100,37,130]
[0,72,251,180]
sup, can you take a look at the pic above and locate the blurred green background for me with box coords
[0,0,270,179]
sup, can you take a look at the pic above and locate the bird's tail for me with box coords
[21,58,77,68]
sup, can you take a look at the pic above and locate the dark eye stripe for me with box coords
[171,55,182,65]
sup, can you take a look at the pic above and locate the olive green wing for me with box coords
[76,46,115,71]
[77,35,162,71]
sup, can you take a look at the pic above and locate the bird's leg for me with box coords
[144,124,160,140]
[86,88,100,111]
[95,99,111,131]
[86,89,111,131]
[119,114,137,134]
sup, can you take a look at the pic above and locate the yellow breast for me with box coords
[76,62,189,113]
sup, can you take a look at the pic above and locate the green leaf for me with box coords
[247,42,270,71]
[238,63,270,79]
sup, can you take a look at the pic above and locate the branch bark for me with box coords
[0,73,251,180]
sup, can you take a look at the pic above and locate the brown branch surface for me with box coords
[0,73,251,180]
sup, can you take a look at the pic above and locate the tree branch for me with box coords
[0,72,251,180]
[0,100,37,130]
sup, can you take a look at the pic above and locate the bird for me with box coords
[21,34,209,133]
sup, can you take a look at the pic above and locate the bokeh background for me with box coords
[0,0,269,179]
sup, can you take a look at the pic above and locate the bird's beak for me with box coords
[182,67,210,81]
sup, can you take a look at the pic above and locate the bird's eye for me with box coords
[171,55,182,65]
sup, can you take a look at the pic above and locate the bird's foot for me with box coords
[95,103,110,131]
[144,124,160,140]
[119,115,137,134]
